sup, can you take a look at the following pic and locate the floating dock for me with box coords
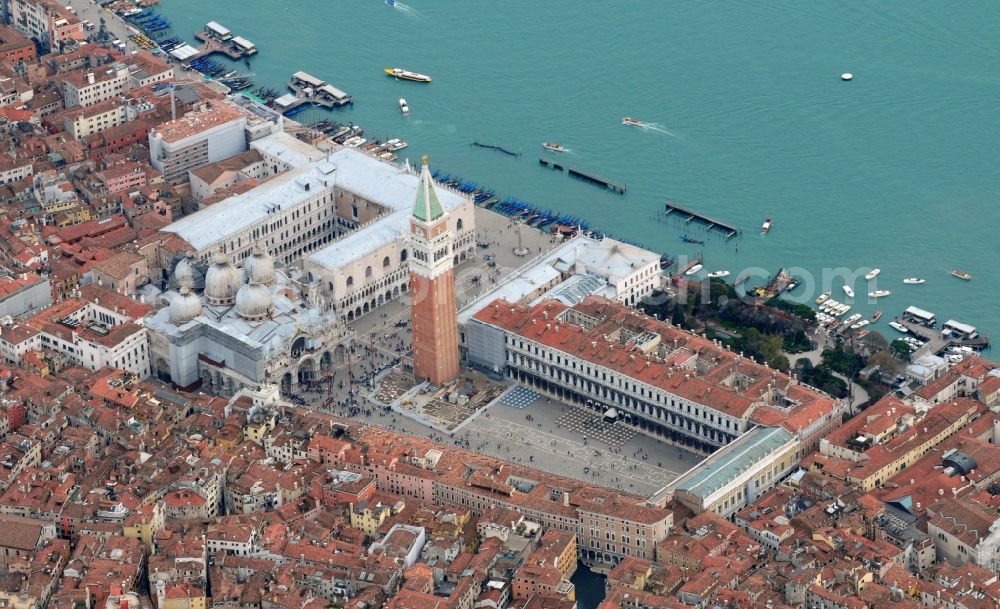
[539,157,563,171]
[567,167,626,194]
[472,142,520,157]
[663,202,740,240]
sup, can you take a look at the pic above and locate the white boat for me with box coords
[843,285,854,298]
[385,138,408,151]
[889,321,909,333]
[542,142,568,153]
[865,268,881,280]
[902,277,925,285]
[816,291,831,305]
[399,98,409,115]
[868,290,891,298]
[707,270,731,278]
[841,73,853,81]
[684,264,703,276]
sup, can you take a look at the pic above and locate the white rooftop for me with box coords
[170,44,199,61]
[162,132,467,254]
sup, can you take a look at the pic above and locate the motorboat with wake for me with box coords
[385,67,432,82]
[542,143,567,153]
[622,117,642,126]
[902,277,925,285]
[399,98,409,114]
[761,217,772,233]
[707,270,730,278]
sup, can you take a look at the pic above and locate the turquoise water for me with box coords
[158,0,1000,343]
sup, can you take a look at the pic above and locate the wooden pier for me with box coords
[900,319,990,359]
[663,202,740,240]
[539,157,563,171]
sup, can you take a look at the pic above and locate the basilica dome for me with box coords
[235,282,273,321]
[243,248,276,286]
[204,253,241,306]
[169,286,203,324]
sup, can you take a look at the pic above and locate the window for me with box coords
[382,256,390,268]
[457,218,463,231]
[365,266,373,278]
[346,276,354,287]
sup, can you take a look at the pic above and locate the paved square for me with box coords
[554,408,635,447]
[500,386,539,408]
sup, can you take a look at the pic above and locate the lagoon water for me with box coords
[158,0,1000,343]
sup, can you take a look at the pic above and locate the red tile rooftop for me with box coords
[152,102,243,144]
[474,295,837,421]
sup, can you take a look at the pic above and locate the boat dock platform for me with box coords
[900,319,990,358]
[663,202,740,240]
[192,31,257,61]
[539,157,563,171]
[274,72,352,113]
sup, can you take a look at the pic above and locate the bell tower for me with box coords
[408,156,460,386]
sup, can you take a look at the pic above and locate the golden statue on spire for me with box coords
[421,154,430,166]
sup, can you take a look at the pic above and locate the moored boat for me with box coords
[871,310,882,322]
[684,264,703,276]
[951,269,972,281]
[889,321,909,333]
[680,235,705,245]
[865,268,881,280]
[621,117,642,126]
[707,270,731,278]
[856,329,870,338]
[902,277,925,285]
[761,217,772,233]
[843,285,854,298]
[868,290,891,298]
[542,142,568,153]
[384,67,432,83]
[816,291,831,304]
[399,98,409,115]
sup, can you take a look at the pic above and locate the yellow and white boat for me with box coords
[384,68,432,82]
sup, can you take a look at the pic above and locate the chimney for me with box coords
[562,492,569,507]
[87,72,95,85]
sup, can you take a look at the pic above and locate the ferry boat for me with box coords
[868,290,891,299]
[760,217,772,233]
[384,68,432,83]
[707,270,731,278]
[865,268,881,280]
[889,321,909,333]
[951,269,973,281]
[871,310,882,322]
[816,291,831,304]
[542,143,568,153]
[902,277,925,285]
[843,285,854,298]
[621,117,642,126]
[399,98,409,115]
[684,264,703,276]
